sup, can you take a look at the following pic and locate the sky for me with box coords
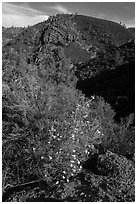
[2,2,135,28]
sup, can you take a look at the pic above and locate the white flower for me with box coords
[52,135,56,139]
[91,95,95,99]
[97,129,101,134]
[86,103,90,108]
[79,165,82,170]
[72,154,76,158]
[51,126,56,131]
[70,163,73,167]
[49,156,52,160]
[85,149,88,154]
[72,134,75,138]
[77,160,80,164]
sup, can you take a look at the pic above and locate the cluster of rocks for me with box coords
[41,14,82,46]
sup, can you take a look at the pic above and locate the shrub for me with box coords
[112,114,135,158]
[2,61,119,189]
[4,59,134,192]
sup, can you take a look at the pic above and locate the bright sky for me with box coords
[2,2,135,28]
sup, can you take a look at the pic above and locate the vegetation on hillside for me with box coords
[2,13,135,201]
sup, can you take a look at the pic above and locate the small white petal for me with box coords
[72,155,76,158]
[85,149,88,154]
[77,160,80,164]
[97,129,101,134]
[70,163,73,167]
[52,135,56,139]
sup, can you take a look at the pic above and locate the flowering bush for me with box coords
[39,96,105,184]
[2,62,119,189]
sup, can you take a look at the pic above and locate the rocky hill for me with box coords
[3,14,134,63]
[2,14,135,119]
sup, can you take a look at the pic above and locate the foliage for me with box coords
[112,114,135,158]
[36,45,77,86]
[2,60,120,190]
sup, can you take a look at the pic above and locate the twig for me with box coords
[2,179,48,202]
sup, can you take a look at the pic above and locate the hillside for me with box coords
[2,26,24,46]
[127,27,135,38]
[2,14,135,202]
[3,14,134,63]
[77,60,135,120]
[73,15,133,46]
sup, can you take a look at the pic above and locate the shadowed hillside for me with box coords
[76,61,135,121]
